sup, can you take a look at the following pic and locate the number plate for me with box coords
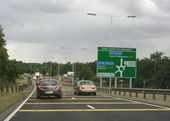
[45,91,53,94]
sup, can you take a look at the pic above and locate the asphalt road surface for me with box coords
[6,85,170,121]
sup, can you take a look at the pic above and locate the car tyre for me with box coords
[57,94,62,99]
[37,95,40,99]
[77,92,81,95]
[93,92,96,96]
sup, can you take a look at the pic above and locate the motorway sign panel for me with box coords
[97,47,136,78]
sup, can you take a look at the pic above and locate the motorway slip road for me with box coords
[4,86,170,121]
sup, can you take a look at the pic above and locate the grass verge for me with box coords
[0,85,34,114]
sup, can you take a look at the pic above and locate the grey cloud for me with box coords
[1,0,170,62]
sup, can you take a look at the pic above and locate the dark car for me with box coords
[36,79,62,98]
[74,80,97,95]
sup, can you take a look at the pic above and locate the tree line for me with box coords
[0,25,170,88]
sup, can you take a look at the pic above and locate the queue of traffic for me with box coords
[34,77,97,99]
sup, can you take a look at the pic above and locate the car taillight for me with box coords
[38,85,42,90]
[92,86,96,89]
[80,86,85,90]
[55,85,59,89]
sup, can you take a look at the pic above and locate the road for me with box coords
[6,85,170,121]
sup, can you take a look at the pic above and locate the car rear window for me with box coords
[40,80,58,86]
[79,81,94,85]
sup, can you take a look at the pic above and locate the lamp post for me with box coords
[87,12,136,88]
[87,13,136,41]
[50,57,54,79]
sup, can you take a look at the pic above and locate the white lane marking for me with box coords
[86,105,95,109]
[4,87,36,121]
[72,97,75,100]
[114,97,168,109]
[136,101,169,109]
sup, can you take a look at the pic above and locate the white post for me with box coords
[130,78,132,88]
[114,78,117,88]
[100,77,103,87]
[109,77,112,89]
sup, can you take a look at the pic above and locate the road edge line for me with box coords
[4,87,36,121]
[113,96,169,109]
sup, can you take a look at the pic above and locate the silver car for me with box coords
[74,80,97,95]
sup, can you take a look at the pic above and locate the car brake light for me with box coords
[80,86,85,90]
[56,85,59,88]
[38,85,42,90]
[92,86,96,89]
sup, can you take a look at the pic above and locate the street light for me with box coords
[87,12,136,41]
[50,57,54,79]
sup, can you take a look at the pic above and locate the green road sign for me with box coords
[97,47,136,78]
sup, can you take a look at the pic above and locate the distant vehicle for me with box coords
[74,80,97,95]
[36,80,62,98]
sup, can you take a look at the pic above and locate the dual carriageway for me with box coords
[5,85,170,121]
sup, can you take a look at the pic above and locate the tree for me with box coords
[79,66,95,80]
[150,51,164,73]
[0,25,9,79]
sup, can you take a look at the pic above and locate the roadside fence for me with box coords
[97,87,170,102]
[0,82,32,97]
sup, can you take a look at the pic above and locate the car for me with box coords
[73,80,97,95]
[36,79,62,98]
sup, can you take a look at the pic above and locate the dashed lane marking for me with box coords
[19,108,170,112]
[86,105,95,109]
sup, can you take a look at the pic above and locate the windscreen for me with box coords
[40,80,58,86]
[79,81,94,85]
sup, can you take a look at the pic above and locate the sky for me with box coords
[0,0,170,63]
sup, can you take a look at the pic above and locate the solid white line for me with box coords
[72,97,75,99]
[4,87,36,121]
[137,101,169,109]
[86,105,95,109]
[114,97,169,109]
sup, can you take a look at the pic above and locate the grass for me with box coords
[0,85,34,114]
[15,75,29,86]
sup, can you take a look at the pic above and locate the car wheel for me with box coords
[37,95,41,99]
[74,91,76,95]
[57,94,62,99]
[93,92,96,96]
[77,92,81,95]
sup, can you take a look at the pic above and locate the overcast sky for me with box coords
[1,0,170,63]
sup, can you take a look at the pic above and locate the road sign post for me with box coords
[100,77,103,87]
[130,78,132,89]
